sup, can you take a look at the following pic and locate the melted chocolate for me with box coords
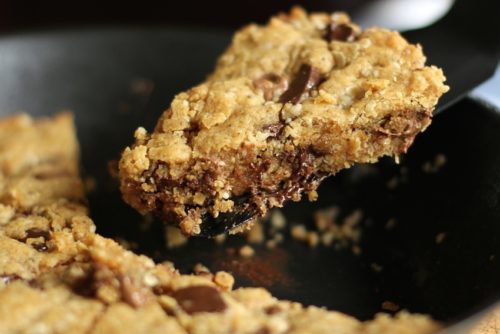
[18,228,52,252]
[253,73,289,101]
[279,64,323,104]
[325,23,356,42]
[24,228,51,241]
[171,285,227,314]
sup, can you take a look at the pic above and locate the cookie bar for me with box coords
[1,236,441,334]
[0,113,441,333]
[118,7,448,235]
[1,282,441,334]
[0,113,95,280]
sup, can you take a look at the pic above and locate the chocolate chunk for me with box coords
[376,111,431,137]
[21,228,51,252]
[32,243,49,252]
[264,304,282,315]
[325,23,356,42]
[253,73,288,101]
[279,64,323,104]
[24,228,51,241]
[171,285,227,314]
[265,147,325,207]
[183,121,201,145]
[70,267,96,297]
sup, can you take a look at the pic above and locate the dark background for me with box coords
[0,0,367,32]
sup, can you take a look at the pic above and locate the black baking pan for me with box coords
[0,22,498,334]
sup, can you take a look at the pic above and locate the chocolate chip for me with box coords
[325,23,356,42]
[376,111,431,137]
[253,73,288,101]
[24,228,51,241]
[171,285,226,314]
[19,228,51,252]
[264,304,282,315]
[32,243,49,252]
[183,121,201,145]
[263,147,325,207]
[279,64,323,104]
[70,267,96,297]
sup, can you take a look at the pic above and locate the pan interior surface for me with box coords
[0,27,498,325]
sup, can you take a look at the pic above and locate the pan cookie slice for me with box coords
[0,237,441,334]
[2,232,441,334]
[0,113,95,281]
[120,7,448,236]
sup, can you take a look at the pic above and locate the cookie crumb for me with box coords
[435,232,446,244]
[265,239,277,249]
[229,219,255,234]
[306,231,319,248]
[291,207,364,253]
[385,218,397,230]
[291,224,308,241]
[371,262,383,273]
[214,233,227,245]
[129,78,154,97]
[386,176,399,190]
[84,176,97,193]
[246,223,264,244]
[321,231,335,246]
[214,271,235,291]
[308,190,319,201]
[314,206,339,231]
[269,209,287,231]
[422,153,447,173]
[239,245,255,258]
[165,226,188,249]
[273,233,284,244]
[382,301,401,312]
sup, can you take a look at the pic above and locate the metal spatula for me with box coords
[403,0,499,113]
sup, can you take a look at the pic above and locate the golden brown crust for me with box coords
[118,8,448,235]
